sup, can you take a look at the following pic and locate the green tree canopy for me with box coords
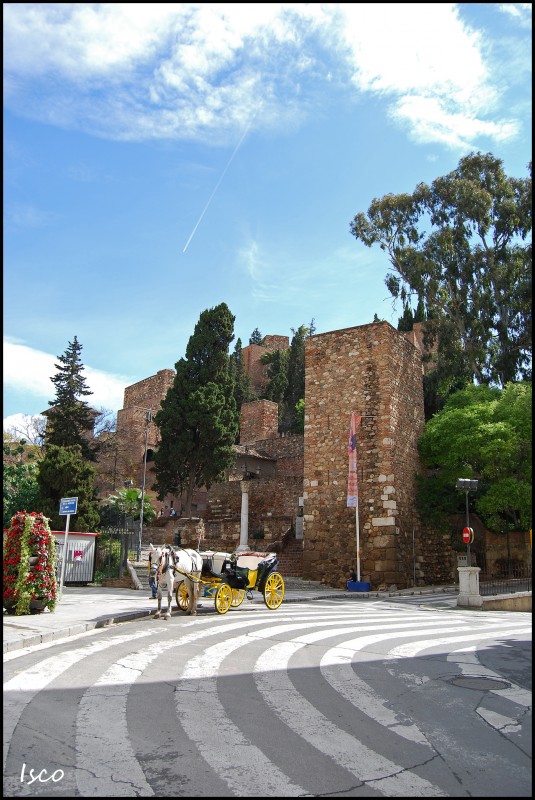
[102,487,156,526]
[416,382,532,533]
[261,321,315,432]
[3,439,41,528]
[230,337,256,418]
[37,444,100,532]
[350,152,532,390]
[45,336,98,461]
[153,303,239,515]
[261,348,289,423]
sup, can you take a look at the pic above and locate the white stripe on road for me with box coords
[178,636,307,797]
[2,630,156,794]
[76,647,173,796]
[254,640,446,797]
[388,628,532,659]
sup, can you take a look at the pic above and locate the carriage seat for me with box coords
[235,552,276,571]
[200,550,231,577]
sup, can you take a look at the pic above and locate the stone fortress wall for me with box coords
[110,322,458,588]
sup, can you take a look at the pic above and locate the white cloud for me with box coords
[3,413,45,439]
[498,3,533,28]
[2,3,528,150]
[3,339,132,420]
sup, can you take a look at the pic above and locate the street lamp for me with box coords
[138,409,152,562]
[456,478,478,566]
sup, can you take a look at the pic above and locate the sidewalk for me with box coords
[3,583,457,654]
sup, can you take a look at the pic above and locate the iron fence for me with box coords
[479,563,532,596]
[95,513,138,581]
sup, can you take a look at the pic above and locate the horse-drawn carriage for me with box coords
[150,544,285,617]
[175,550,285,615]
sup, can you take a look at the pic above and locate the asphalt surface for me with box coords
[3,582,458,654]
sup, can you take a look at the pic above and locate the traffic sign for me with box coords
[59,497,78,515]
[462,527,473,544]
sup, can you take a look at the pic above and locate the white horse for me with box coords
[150,544,175,620]
[149,544,203,618]
[171,547,204,616]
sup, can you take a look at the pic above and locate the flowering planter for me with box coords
[3,511,58,615]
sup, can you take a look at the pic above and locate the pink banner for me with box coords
[347,412,362,507]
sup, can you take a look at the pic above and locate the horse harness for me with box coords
[157,547,202,584]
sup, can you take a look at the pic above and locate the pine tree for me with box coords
[46,336,97,460]
[153,303,239,515]
[249,328,263,345]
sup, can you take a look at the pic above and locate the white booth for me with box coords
[53,531,99,584]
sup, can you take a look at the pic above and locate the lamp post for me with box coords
[456,478,478,565]
[138,409,152,562]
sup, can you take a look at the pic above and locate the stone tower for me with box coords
[303,320,425,589]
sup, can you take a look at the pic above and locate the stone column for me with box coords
[456,566,483,608]
[236,481,250,553]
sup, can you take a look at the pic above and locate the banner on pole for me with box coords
[347,412,362,507]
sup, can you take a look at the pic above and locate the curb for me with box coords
[3,609,159,654]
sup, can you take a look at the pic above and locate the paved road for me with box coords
[3,599,531,797]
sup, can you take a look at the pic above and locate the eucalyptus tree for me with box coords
[153,303,239,515]
[350,152,532,390]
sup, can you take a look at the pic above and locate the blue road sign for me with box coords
[59,497,78,515]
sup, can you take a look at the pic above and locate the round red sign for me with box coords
[462,527,472,544]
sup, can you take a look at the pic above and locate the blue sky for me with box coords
[3,3,532,435]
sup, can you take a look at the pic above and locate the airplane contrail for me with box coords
[182,120,253,253]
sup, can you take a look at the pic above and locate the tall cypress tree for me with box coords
[153,303,239,515]
[37,444,100,532]
[230,338,256,418]
[46,336,97,461]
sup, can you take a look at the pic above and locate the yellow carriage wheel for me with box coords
[215,583,233,615]
[263,572,285,609]
[175,581,190,611]
[231,589,245,608]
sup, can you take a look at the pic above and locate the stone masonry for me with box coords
[116,369,174,488]
[303,320,430,589]
[239,399,279,443]
[241,335,289,395]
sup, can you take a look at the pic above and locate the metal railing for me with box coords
[479,563,532,596]
[95,513,138,581]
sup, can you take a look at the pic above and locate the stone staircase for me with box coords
[275,538,303,577]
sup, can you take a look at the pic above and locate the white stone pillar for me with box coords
[456,566,483,608]
[236,480,250,553]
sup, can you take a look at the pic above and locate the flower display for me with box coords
[3,511,57,615]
